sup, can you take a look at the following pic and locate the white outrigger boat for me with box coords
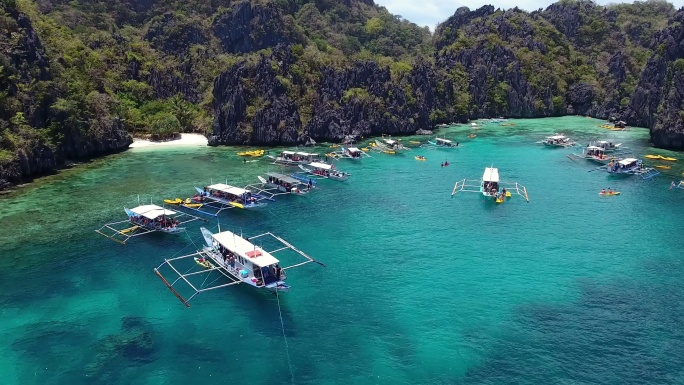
[154,227,325,306]
[96,204,203,244]
[538,134,575,148]
[296,162,350,181]
[605,157,660,179]
[246,172,315,198]
[332,146,371,160]
[568,145,617,165]
[374,138,409,153]
[267,150,321,166]
[427,137,459,148]
[183,183,272,217]
[451,167,530,203]
[593,140,624,152]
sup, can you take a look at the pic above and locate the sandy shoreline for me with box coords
[129,133,208,148]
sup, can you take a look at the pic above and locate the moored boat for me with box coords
[297,162,350,181]
[606,158,660,179]
[538,134,575,148]
[427,137,459,148]
[333,146,371,160]
[253,172,314,196]
[451,166,530,203]
[568,145,616,164]
[154,227,325,306]
[374,138,408,153]
[96,204,203,244]
[267,151,321,166]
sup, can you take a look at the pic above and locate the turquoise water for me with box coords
[1,117,683,384]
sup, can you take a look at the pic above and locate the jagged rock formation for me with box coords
[627,9,684,149]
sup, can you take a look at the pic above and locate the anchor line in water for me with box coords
[276,289,295,385]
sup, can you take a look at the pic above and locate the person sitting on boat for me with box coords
[608,188,613,194]
[601,188,606,194]
[502,188,507,196]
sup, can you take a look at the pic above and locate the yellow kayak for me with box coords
[120,226,139,234]
[361,147,370,152]
[330,144,340,148]
[415,156,426,161]
[468,134,477,138]
[183,202,203,208]
[369,142,377,147]
[645,154,660,159]
[655,165,671,169]
[599,191,621,196]
[194,257,213,269]
[164,198,182,205]
[229,202,244,209]
[662,157,677,162]
[383,150,396,155]
[495,198,504,204]
[409,141,421,145]
[505,191,512,198]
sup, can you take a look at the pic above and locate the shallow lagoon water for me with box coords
[1,117,683,384]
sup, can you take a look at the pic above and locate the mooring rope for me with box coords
[275,289,295,384]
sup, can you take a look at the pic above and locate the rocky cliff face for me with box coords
[628,10,684,150]
[0,1,132,189]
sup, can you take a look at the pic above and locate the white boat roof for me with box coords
[347,147,361,152]
[384,139,397,145]
[309,162,333,170]
[295,152,318,156]
[482,167,500,182]
[586,146,603,150]
[597,140,609,144]
[619,158,638,165]
[436,138,452,143]
[207,183,248,196]
[266,172,299,184]
[282,151,295,155]
[212,231,280,268]
[548,135,567,140]
[130,205,176,220]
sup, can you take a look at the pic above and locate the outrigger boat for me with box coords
[247,172,314,197]
[451,167,530,203]
[427,137,459,148]
[332,146,371,160]
[538,134,575,148]
[568,145,617,165]
[184,183,271,217]
[374,138,409,153]
[267,151,321,166]
[96,204,203,244]
[605,158,660,179]
[296,162,350,181]
[593,140,624,153]
[154,227,325,306]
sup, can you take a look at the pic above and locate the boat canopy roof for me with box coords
[586,146,603,150]
[548,135,567,140]
[266,172,300,184]
[295,152,318,157]
[212,230,280,267]
[436,138,452,143]
[597,140,609,144]
[130,205,177,220]
[347,147,361,152]
[482,167,500,182]
[281,151,296,155]
[619,158,638,165]
[309,162,333,170]
[207,183,248,196]
[384,139,397,145]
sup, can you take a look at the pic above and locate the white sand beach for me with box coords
[129,133,208,149]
